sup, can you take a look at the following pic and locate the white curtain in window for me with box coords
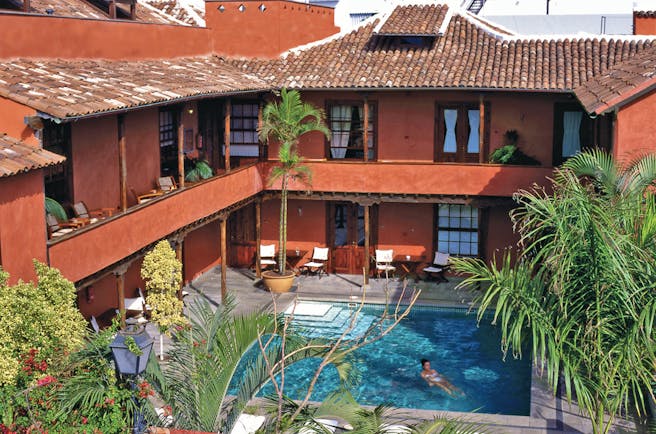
[562,111,582,158]
[443,109,458,153]
[467,109,480,154]
[331,106,352,159]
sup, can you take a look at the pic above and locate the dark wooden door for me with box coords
[329,203,376,275]
[198,100,225,171]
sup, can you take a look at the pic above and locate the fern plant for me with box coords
[185,160,213,183]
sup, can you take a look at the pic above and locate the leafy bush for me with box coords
[0,263,86,386]
[141,240,186,335]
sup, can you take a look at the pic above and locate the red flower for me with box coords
[81,416,88,425]
[36,376,57,387]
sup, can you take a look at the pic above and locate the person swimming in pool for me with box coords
[420,358,462,396]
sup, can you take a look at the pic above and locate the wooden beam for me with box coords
[220,217,228,302]
[22,0,29,12]
[479,94,485,164]
[178,109,185,188]
[363,96,369,162]
[118,115,127,212]
[115,271,126,328]
[224,99,231,173]
[175,240,184,301]
[255,199,262,278]
[363,204,370,284]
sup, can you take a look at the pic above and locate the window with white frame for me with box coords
[229,102,260,157]
[437,204,479,256]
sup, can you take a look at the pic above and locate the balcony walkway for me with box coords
[144,266,643,434]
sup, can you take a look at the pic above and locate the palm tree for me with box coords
[452,150,656,434]
[258,88,330,275]
[145,297,358,433]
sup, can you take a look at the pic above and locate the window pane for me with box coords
[470,243,478,255]
[439,205,449,217]
[438,231,448,242]
[460,232,470,243]
[467,109,480,153]
[461,217,472,228]
[449,241,459,254]
[438,216,450,227]
[232,104,243,117]
[471,232,478,243]
[232,118,243,129]
[460,244,471,255]
[449,217,460,227]
[443,109,458,153]
[562,111,582,158]
[450,205,461,217]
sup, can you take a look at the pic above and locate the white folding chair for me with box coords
[259,244,277,270]
[423,252,451,282]
[301,247,329,278]
[374,249,396,278]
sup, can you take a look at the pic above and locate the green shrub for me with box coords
[0,262,86,386]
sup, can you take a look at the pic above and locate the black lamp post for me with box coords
[109,326,154,433]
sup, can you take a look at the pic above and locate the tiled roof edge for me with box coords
[282,13,381,59]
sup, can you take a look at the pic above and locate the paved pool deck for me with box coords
[147,266,648,434]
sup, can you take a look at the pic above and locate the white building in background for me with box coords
[477,0,650,35]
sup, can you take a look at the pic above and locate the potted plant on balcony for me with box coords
[489,130,540,165]
[258,88,330,293]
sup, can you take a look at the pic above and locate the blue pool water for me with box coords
[232,302,531,415]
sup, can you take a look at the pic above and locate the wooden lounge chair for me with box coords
[374,249,396,278]
[131,187,164,204]
[300,247,329,278]
[46,213,83,238]
[73,201,115,223]
[423,252,451,282]
[259,244,277,271]
[157,176,177,193]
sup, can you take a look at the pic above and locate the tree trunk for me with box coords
[279,174,288,274]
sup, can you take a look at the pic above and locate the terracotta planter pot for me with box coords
[262,270,295,293]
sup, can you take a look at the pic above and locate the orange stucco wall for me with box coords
[485,205,518,261]
[296,90,565,166]
[206,0,339,58]
[71,116,121,209]
[261,199,327,265]
[0,14,212,59]
[377,203,433,260]
[634,15,656,35]
[615,91,656,162]
[125,108,161,203]
[184,221,221,282]
[0,97,38,144]
[0,171,47,283]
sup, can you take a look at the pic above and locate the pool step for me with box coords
[291,306,377,339]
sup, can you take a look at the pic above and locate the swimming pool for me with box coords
[236,301,532,415]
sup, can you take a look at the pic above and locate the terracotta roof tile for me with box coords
[0,134,65,178]
[0,57,269,119]
[232,4,655,92]
[574,45,656,114]
[635,10,656,18]
[376,4,448,36]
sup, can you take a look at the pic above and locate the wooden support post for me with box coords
[118,115,128,212]
[115,271,126,328]
[479,94,485,164]
[364,204,370,284]
[175,240,184,301]
[255,199,262,278]
[363,96,369,162]
[130,1,136,19]
[178,109,185,188]
[109,0,116,18]
[23,0,29,12]
[220,218,228,303]
[224,99,231,173]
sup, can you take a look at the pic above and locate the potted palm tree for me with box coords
[258,88,330,293]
